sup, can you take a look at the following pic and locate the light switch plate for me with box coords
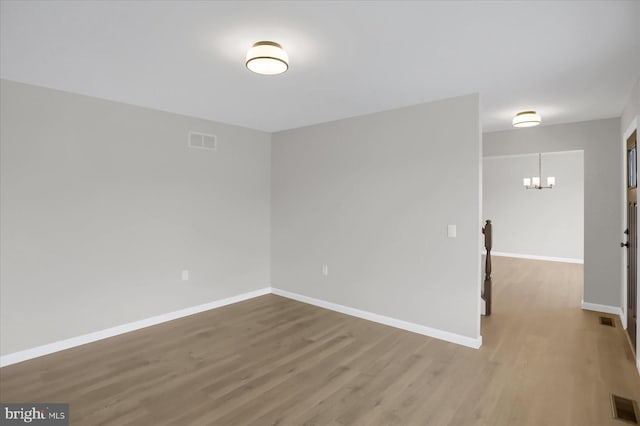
[447,225,456,238]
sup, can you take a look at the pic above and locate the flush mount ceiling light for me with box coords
[246,41,288,75]
[512,111,542,127]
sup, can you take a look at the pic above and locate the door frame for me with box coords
[622,115,640,370]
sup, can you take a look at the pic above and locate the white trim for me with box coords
[623,116,638,142]
[271,287,482,349]
[491,251,583,264]
[1,285,487,367]
[477,119,484,339]
[581,300,625,325]
[0,287,271,368]
[483,149,584,160]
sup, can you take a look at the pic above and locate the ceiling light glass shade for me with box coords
[512,111,542,127]
[246,41,288,75]
[547,176,555,186]
[523,178,531,187]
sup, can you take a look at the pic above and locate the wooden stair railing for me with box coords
[482,220,492,316]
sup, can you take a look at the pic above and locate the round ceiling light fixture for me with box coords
[246,41,289,75]
[512,111,542,127]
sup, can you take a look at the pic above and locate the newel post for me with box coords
[482,220,492,315]
[483,220,492,280]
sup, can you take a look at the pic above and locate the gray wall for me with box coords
[483,151,584,260]
[271,94,482,340]
[484,118,621,307]
[0,80,271,355]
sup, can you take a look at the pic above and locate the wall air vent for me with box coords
[188,131,217,151]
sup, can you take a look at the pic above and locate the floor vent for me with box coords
[611,394,639,424]
[599,316,615,327]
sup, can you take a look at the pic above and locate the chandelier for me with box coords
[523,153,555,190]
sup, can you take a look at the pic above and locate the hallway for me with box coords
[481,256,639,424]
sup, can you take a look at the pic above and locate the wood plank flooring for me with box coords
[1,257,639,425]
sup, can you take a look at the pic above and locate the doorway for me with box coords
[625,130,637,349]
[481,151,585,321]
[482,151,585,263]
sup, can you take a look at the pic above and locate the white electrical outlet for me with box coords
[181,270,189,281]
[322,265,329,276]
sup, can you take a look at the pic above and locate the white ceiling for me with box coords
[1,1,639,133]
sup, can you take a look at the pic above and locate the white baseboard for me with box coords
[491,251,583,264]
[581,300,625,325]
[0,287,271,368]
[271,287,482,349]
[2,285,484,367]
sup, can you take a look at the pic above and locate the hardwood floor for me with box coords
[1,257,639,425]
